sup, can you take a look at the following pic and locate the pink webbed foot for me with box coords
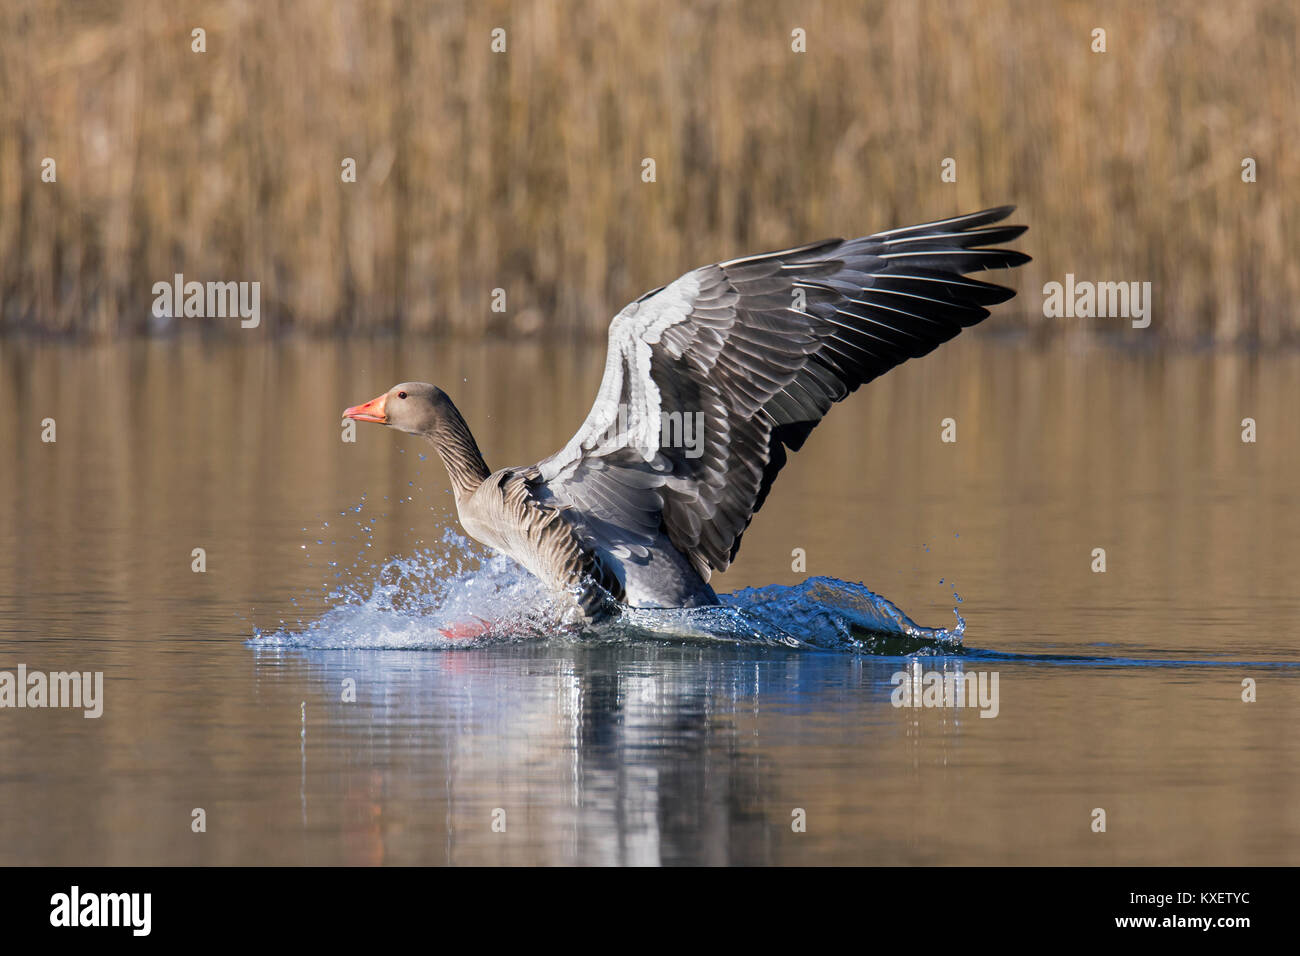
[437,617,492,640]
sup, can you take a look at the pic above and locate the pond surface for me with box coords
[1,334,1297,864]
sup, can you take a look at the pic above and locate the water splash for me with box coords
[721,578,964,653]
[251,534,964,654]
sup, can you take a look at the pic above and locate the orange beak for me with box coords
[342,392,389,424]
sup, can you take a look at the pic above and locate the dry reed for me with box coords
[0,0,1295,342]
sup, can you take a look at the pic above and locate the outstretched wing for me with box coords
[536,206,1029,578]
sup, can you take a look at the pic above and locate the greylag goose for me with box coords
[344,206,1029,618]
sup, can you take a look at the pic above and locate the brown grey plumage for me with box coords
[344,206,1030,617]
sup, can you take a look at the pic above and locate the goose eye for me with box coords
[398,391,407,399]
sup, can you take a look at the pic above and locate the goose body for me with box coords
[344,207,1029,616]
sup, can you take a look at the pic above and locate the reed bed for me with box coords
[0,0,1295,342]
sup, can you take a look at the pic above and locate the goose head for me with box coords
[342,382,446,436]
